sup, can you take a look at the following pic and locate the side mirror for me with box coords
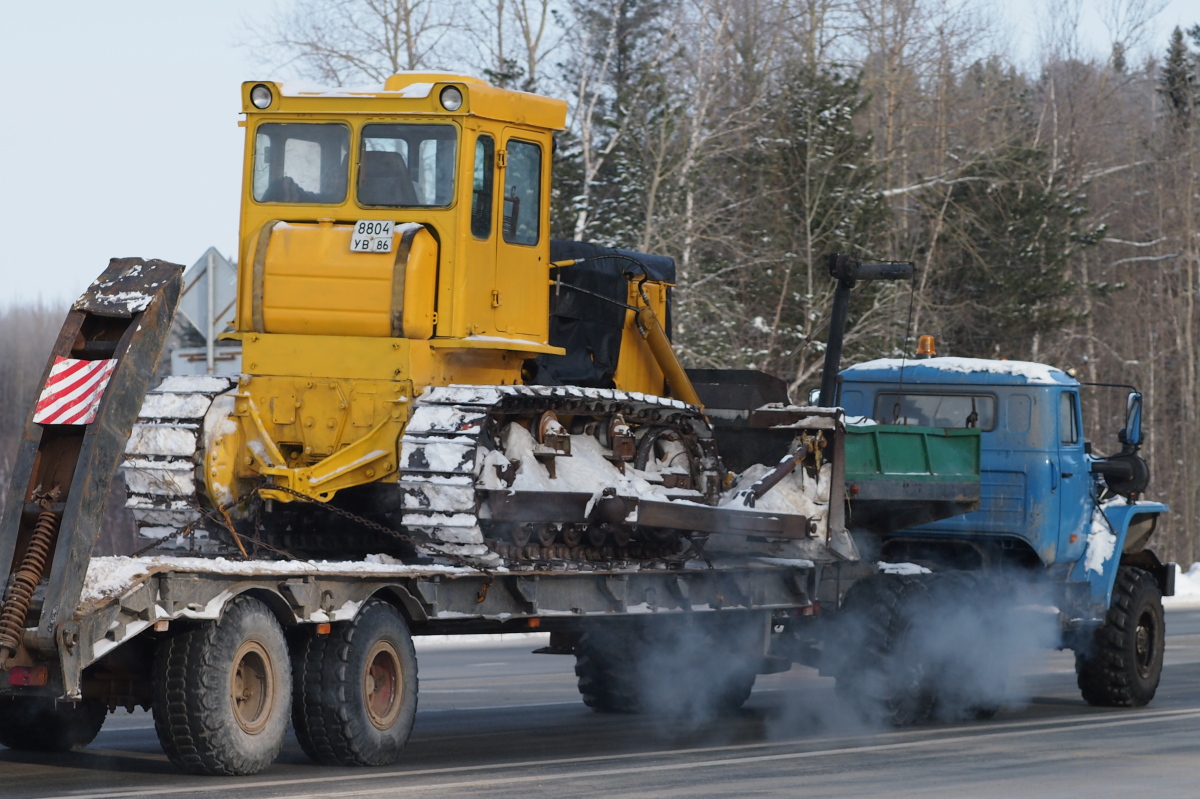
[1119,392,1142,447]
[807,387,821,406]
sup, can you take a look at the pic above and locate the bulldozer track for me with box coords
[122,375,237,552]
[400,384,719,565]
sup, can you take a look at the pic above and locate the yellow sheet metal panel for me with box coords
[261,223,394,337]
[257,223,441,339]
[402,228,438,339]
[242,334,411,380]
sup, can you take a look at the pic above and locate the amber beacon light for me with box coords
[916,335,936,358]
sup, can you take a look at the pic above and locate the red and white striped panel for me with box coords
[33,357,119,425]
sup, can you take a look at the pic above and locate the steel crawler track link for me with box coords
[399,384,720,565]
[122,375,237,552]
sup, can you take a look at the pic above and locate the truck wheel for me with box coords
[575,620,758,717]
[1076,566,1164,707]
[151,595,292,775]
[833,573,934,726]
[292,599,419,766]
[575,627,643,713]
[920,571,1007,722]
[0,696,106,751]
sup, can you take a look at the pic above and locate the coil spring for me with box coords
[0,510,59,658]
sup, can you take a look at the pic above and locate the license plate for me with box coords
[350,220,394,253]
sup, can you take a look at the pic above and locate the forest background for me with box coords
[2,0,1199,562]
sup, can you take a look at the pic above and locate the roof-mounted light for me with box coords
[916,335,936,359]
[440,86,463,111]
[250,84,274,109]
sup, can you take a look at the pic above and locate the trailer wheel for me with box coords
[1076,566,1164,707]
[0,696,106,751]
[292,599,418,766]
[151,595,291,775]
[832,573,934,726]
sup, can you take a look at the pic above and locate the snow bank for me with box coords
[1164,562,1200,609]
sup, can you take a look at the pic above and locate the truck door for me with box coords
[1056,389,1091,562]
[493,132,547,337]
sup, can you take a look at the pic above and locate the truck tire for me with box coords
[919,570,1007,721]
[575,627,643,713]
[832,573,934,726]
[292,599,419,766]
[1075,566,1164,707]
[574,619,759,716]
[0,696,106,751]
[151,595,292,775]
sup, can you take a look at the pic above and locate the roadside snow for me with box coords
[1164,562,1200,609]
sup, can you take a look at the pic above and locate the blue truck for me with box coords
[819,343,1173,722]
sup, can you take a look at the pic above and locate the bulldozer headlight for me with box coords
[440,86,463,111]
[250,84,274,109]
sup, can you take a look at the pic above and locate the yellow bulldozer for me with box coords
[120,72,854,567]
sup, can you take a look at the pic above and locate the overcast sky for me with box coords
[0,1,1195,306]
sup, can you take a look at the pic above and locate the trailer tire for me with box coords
[1075,566,1164,707]
[292,599,419,766]
[151,595,291,776]
[0,696,106,751]
[832,573,934,726]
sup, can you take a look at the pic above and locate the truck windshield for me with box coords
[874,392,995,430]
[253,123,350,204]
[358,124,457,207]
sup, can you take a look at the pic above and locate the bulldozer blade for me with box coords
[637,499,809,539]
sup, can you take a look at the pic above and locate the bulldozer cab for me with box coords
[234,74,567,347]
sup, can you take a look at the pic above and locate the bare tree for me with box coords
[246,0,464,84]
[469,0,560,91]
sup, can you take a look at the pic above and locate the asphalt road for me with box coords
[4,610,1200,798]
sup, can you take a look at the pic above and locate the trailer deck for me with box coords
[53,553,828,701]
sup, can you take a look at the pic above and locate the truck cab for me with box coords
[838,354,1171,622]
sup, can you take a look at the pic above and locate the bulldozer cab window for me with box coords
[472,135,495,239]
[358,124,457,207]
[874,392,996,430]
[253,123,349,204]
[503,139,541,246]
